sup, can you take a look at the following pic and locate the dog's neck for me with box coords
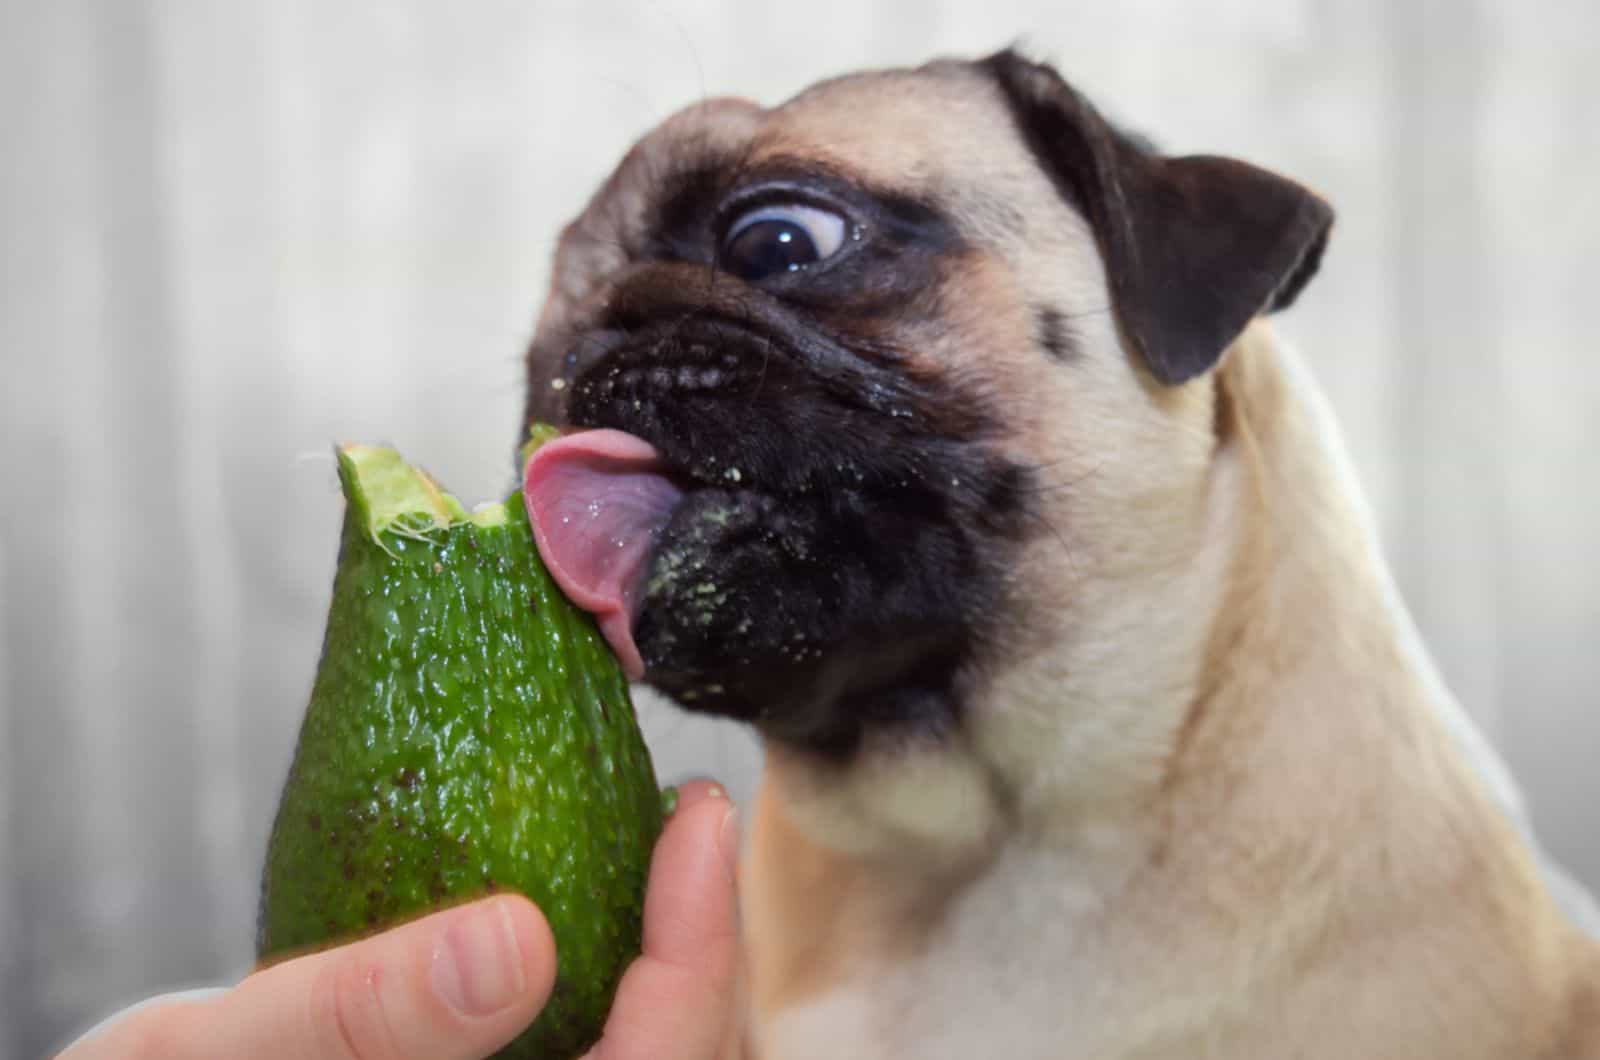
[985,323,1553,890]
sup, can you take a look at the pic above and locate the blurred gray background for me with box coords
[2,0,1596,1055]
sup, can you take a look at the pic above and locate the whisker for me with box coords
[746,332,773,405]
[1057,304,1114,320]
[1021,506,1084,587]
[1011,454,1110,497]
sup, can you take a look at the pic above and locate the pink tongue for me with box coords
[523,430,685,680]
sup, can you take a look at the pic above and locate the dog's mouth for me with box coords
[522,293,1028,754]
[523,428,685,682]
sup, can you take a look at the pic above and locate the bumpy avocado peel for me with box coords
[259,425,663,1058]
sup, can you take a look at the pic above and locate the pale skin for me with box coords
[59,780,742,1060]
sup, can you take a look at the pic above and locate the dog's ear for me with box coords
[982,50,1334,385]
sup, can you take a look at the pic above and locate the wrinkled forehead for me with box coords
[756,62,1019,191]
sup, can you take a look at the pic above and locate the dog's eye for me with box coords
[721,203,847,281]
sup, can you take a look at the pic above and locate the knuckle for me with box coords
[311,952,401,1060]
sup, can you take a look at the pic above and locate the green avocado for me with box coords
[259,426,663,1058]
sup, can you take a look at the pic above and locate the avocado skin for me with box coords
[259,459,662,1057]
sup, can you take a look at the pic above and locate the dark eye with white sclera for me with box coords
[720,203,848,282]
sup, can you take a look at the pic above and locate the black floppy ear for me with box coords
[981,50,1334,385]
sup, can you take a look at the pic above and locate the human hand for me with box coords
[60,779,741,1060]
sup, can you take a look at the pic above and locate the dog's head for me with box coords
[523,51,1331,813]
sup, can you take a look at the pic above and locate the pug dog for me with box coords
[520,50,1600,1059]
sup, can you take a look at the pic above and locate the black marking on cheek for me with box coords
[645,158,731,264]
[1035,305,1076,362]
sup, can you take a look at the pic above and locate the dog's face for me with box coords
[523,52,1330,796]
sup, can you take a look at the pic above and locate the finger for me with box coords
[81,895,556,1060]
[587,783,741,1060]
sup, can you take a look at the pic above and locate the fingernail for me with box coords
[717,803,740,885]
[432,899,527,1017]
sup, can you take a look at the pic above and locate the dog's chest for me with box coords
[759,920,1103,1060]
[749,837,1550,1060]
[752,842,1216,1060]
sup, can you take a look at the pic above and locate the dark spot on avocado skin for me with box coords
[394,767,419,790]
[307,812,322,832]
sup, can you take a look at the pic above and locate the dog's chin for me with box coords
[630,481,976,757]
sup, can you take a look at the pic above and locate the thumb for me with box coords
[103,895,555,1060]
[586,780,741,1060]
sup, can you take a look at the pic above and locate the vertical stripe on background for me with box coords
[151,0,263,976]
[5,4,131,1054]
[1482,0,1600,892]
[1383,0,1505,737]
[0,547,14,1053]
